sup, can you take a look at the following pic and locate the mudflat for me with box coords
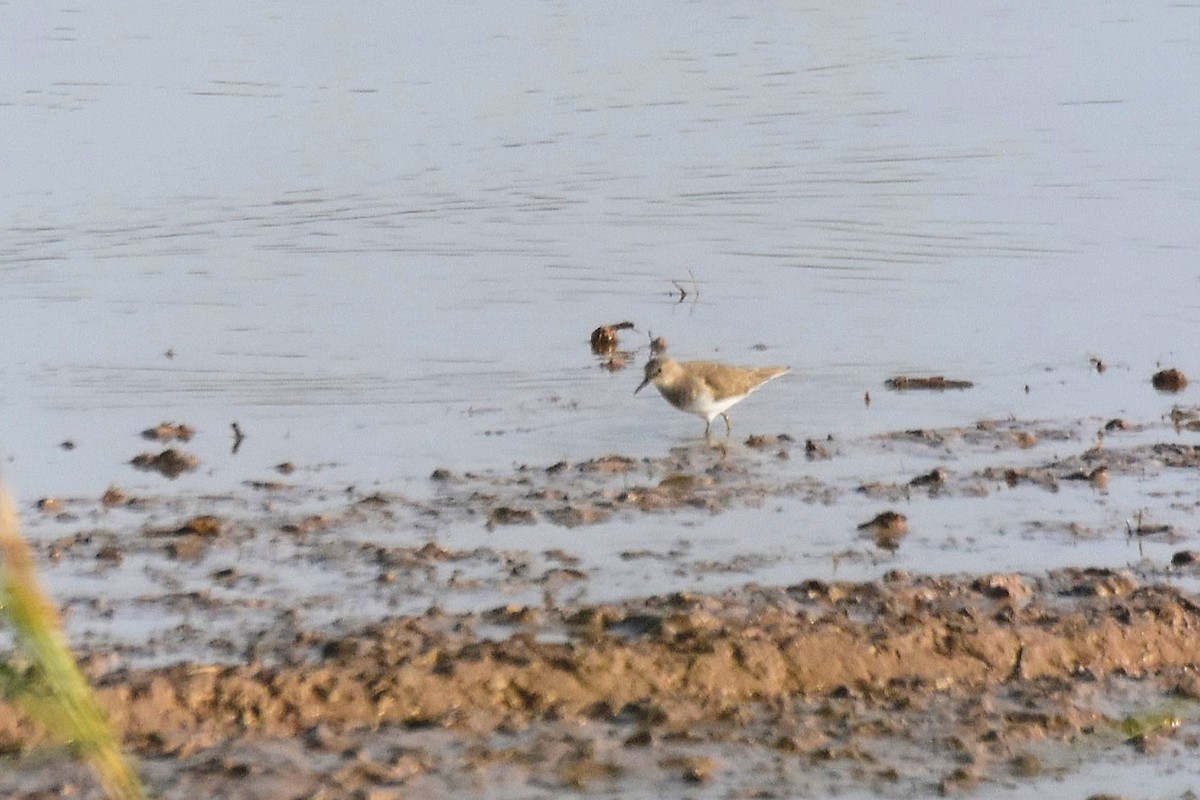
[5,409,1200,798]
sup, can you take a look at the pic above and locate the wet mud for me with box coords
[7,409,1200,797]
[3,572,1199,798]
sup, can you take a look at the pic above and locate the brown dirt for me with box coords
[9,410,1200,797]
[2,570,1199,798]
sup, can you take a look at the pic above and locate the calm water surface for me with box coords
[3,2,1198,500]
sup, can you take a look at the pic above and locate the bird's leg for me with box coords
[721,413,733,437]
[703,419,712,439]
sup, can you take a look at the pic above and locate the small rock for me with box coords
[95,545,123,564]
[1152,368,1188,393]
[140,421,195,442]
[1009,752,1042,778]
[858,511,908,551]
[415,541,452,560]
[579,454,636,474]
[1171,550,1200,567]
[804,439,831,460]
[885,375,974,391]
[623,728,654,747]
[131,448,199,478]
[658,473,714,491]
[660,755,716,784]
[858,511,907,533]
[178,515,223,537]
[1063,569,1138,597]
[973,574,1032,602]
[939,766,978,794]
[36,497,63,514]
[1013,431,1038,448]
[910,467,948,487]
[487,506,536,529]
[167,535,209,561]
[589,321,635,355]
[546,504,611,527]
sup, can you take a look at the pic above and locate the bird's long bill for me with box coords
[634,377,649,395]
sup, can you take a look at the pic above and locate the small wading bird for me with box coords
[635,355,790,438]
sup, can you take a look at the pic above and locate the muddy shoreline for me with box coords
[6,410,1200,797]
[3,571,1200,798]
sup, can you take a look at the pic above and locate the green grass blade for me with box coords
[0,487,148,800]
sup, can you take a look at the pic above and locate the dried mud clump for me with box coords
[142,515,227,561]
[487,506,536,529]
[857,510,909,550]
[804,438,832,459]
[909,467,948,488]
[101,485,130,507]
[744,433,793,450]
[140,421,196,442]
[1172,550,1200,567]
[589,321,635,355]
[35,497,63,514]
[578,454,637,474]
[1152,368,1188,393]
[131,448,199,478]
[885,375,974,391]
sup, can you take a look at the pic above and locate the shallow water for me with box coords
[3,3,1200,795]
[4,2,1199,502]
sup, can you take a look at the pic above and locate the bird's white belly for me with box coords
[674,390,745,421]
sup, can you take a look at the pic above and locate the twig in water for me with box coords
[670,270,701,305]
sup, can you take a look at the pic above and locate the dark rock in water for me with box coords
[909,467,948,488]
[487,506,536,529]
[1171,550,1200,567]
[804,439,831,460]
[131,448,199,478]
[1152,368,1187,393]
[858,511,908,551]
[590,321,635,355]
[141,421,196,442]
[885,375,974,391]
[579,454,636,474]
[36,497,63,513]
[101,485,129,507]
